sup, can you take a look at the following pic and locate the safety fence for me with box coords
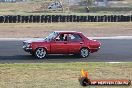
[0,15,132,23]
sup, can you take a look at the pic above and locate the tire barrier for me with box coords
[0,15,132,23]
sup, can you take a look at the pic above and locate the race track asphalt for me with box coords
[0,39,132,63]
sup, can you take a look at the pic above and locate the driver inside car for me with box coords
[59,34,64,41]
[59,34,67,41]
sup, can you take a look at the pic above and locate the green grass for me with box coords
[0,62,131,88]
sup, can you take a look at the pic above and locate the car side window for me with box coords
[69,34,82,42]
[55,34,68,41]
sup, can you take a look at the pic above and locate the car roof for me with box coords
[54,31,82,34]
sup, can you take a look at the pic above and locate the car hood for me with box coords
[23,38,45,43]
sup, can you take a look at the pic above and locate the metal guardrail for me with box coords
[0,15,131,23]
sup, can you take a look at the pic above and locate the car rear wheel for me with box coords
[35,48,46,59]
[80,48,89,58]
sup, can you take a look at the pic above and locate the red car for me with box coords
[23,31,101,59]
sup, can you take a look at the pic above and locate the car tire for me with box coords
[35,48,47,59]
[80,48,89,58]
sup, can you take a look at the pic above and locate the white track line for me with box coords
[0,36,132,40]
[0,38,34,41]
[89,36,132,39]
[108,62,122,64]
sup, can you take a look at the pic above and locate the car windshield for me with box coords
[44,32,58,41]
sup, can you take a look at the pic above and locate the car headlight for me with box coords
[26,43,31,47]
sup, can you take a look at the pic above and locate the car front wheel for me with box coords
[35,48,46,59]
[80,48,89,58]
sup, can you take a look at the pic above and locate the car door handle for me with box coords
[80,42,83,44]
[64,42,67,44]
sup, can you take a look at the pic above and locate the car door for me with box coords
[68,33,84,54]
[50,33,68,54]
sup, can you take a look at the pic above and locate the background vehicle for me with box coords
[48,1,62,9]
[23,31,101,59]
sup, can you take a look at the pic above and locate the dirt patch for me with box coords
[0,23,132,38]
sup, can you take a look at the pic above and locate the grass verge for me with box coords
[0,62,131,88]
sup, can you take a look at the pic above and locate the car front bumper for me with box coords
[90,47,100,53]
[23,46,32,53]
